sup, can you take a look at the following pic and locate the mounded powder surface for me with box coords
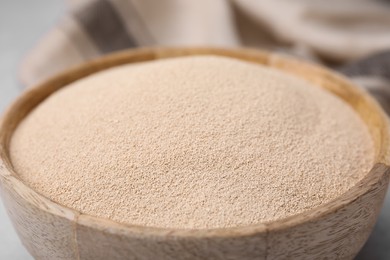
[10,56,374,229]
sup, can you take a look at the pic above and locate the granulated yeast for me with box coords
[10,56,374,229]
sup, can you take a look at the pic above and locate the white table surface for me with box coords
[0,1,389,259]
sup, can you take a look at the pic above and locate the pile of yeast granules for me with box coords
[10,56,374,229]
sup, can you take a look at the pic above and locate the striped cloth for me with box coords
[21,0,390,113]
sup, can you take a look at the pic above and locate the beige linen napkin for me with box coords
[20,0,390,112]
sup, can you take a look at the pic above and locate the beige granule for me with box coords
[10,56,374,229]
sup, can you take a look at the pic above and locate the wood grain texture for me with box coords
[0,169,78,260]
[266,164,390,260]
[0,47,389,260]
[76,215,267,260]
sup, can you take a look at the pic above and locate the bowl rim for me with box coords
[1,47,389,238]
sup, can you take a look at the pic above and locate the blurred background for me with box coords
[1,0,390,259]
[1,2,64,259]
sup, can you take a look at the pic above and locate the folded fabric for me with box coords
[20,0,390,113]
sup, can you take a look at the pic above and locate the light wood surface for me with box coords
[0,47,389,260]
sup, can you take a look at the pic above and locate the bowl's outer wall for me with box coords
[0,47,389,260]
[0,173,78,259]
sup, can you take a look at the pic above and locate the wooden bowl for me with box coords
[1,47,389,260]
